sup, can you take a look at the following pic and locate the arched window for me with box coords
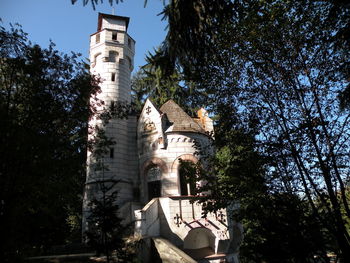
[108,51,118,62]
[147,166,161,201]
[179,161,197,196]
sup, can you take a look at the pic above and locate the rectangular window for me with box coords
[96,33,100,44]
[111,73,116,82]
[128,38,132,48]
[112,32,117,41]
[109,148,114,158]
[109,51,117,62]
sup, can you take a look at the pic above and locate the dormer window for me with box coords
[112,32,117,41]
[96,33,100,44]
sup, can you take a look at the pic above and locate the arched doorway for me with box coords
[183,228,216,259]
[146,166,161,201]
[142,158,168,202]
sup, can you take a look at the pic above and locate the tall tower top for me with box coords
[97,12,130,32]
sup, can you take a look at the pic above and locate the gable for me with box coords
[138,99,165,146]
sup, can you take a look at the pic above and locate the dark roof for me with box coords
[97,13,130,31]
[160,100,206,134]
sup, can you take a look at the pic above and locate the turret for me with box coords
[83,13,138,235]
[90,13,135,103]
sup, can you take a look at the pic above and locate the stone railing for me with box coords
[139,198,160,237]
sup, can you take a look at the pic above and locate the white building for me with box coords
[83,13,242,263]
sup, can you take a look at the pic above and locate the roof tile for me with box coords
[160,100,206,134]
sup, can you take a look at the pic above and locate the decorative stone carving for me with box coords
[143,118,156,133]
[147,166,161,182]
[146,106,152,115]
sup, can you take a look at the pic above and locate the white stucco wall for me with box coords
[84,15,137,217]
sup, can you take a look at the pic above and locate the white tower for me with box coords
[83,13,138,233]
[90,13,134,102]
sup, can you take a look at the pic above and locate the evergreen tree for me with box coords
[0,24,100,260]
[131,51,202,115]
[85,126,127,262]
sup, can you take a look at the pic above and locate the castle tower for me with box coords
[90,13,134,103]
[82,14,241,262]
[83,13,138,233]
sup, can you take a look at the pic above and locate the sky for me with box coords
[0,0,168,73]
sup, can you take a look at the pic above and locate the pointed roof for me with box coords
[160,100,206,134]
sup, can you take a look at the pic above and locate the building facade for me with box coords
[83,13,242,263]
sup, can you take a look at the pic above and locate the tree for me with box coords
[147,0,350,261]
[85,162,125,262]
[71,0,123,10]
[84,125,128,262]
[186,1,350,261]
[131,51,202,114]
[239,192,333,263]
[0,24,100,260]
[181,123,333,262]
[75,0,350,260]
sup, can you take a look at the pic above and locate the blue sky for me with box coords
[0,0,167,73]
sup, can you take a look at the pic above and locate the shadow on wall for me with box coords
[158,200,184,247]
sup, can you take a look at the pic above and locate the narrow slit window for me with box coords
[109,148,114,158]
[112,32,117,41]
[128,38,132,48]
[96,33,100,44]
[127,57,132,70]
[111,73,116,81]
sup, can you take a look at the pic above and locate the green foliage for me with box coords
[182,128,333,262]
[157,0,235,80]
[48,0,350,261]
[131,52,202,114]
[84,66,135,262]
[152,0,350,260]
[195,130,267,213]
[85,187,124,260]
[178,160,198,195]
[0,24,99,260]
[240,193,333,263]
[71,0,124,10]
[85,185,140,262]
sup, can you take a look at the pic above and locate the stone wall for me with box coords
[138,129,212,203]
